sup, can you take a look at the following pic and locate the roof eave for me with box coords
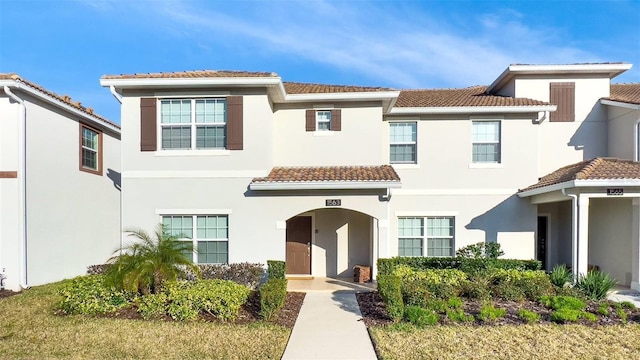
[388,105,556,115]
[601,99,640,110]
[283,91,400,102]
[488,63,633,94]
[100,77,283,89]
[2,80,120,134]
[518,178,640,197]
[249,181,402,191]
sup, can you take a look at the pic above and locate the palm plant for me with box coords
[105,224,200,294]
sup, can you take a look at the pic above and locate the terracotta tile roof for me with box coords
[520,158,640,192]
[608,83,640,105]
[284,82,393,94]
[102,70,278,79]
[0,73,119,128]
[396,86,550,107]
[252,165,400,183]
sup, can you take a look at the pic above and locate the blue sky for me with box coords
[1,0,639,122]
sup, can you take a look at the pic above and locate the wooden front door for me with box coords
[286,216,312,274]
[537,216,548,270]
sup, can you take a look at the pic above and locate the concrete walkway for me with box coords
[607,287,640,307]
[282,279,377,360]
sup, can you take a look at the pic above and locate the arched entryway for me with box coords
[286,208,377,278]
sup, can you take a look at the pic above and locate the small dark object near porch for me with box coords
[354,265,371,283]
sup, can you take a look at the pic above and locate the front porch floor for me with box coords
[287,277,376,292]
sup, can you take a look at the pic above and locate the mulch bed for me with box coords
[96,291,305,328]
[356,291,640,327]
[0,289,20,300]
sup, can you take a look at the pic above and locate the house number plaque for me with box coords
[606,188,623,196]
[326,199,341,206]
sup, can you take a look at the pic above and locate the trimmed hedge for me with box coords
[267,260,286,280]
[260,278,288,320]
[377,257,541,276]
[377,275,404,321]
[58,275,136,315]
[163,280,251,321]
[198,263,264,289]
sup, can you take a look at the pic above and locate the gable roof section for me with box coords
[520,158,640,193]
[607,83,640,105]
[250,165,401,190]
[0,73,119,131]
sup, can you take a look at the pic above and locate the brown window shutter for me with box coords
[305,110,316,131]
[140,98,157,151]
[331,109,341,131]
[227,96,243,150]
[549,82,575,122]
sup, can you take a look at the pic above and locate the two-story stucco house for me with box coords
[0,74,121,291]
[101,63,640,290]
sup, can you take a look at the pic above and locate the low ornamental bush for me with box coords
[401,278,432,307]
[549,264,574,287]
[540,295,586,311]
[377,275,404,322]
[550,308,597,323]
[404,306,439,327]
[58,275,136,315]
[460,275,491,300]
[377,257,541,276]
[488,269,555,301]
[517,309,541,323]
[477,302,507,323]
[136,292,168,320]
[267,260,286,280]
[259,278,288,321]
[198,263,264,289]
[163,279,251,321]
[446,308,474,323]
[575,270,618,301]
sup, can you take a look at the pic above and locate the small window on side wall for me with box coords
[305,109,341,131]
[79,123,102,175]
[472,121,501,163]
[316,110,332,131]
[389,122,417,164]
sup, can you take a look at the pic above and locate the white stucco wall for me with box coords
[589,198,633,286]
[607,105,639,160]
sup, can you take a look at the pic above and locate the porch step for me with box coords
[286,274,314,280]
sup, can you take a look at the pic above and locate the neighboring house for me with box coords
[0,74,121,291]
[100,63,640,290]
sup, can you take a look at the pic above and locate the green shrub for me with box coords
[377,257,541,276]
[446,308,474,323]
[621,301,636,310]
[447,297,463,309]
[477,302,506,322]
[377,275,404,321]
[517,309,540,323]
[491,281,525,302]
[424,299,449,313]
[197,263,264,289]
[617,308,628,323]
[540,295,586,311]
[58,275,135,315]
[403,306,439,327]
[401,278,432,307]
[259,278,288,321]
[460,276,491,300]
[549,264,573,287]
[597,303,610,316]
[164,279,250,321]
[550,308,596,323]
[517,272,556,301]
[456,242,504,259]
[267,260,286,280]
[575,270,617,300]
[136,293,168,320]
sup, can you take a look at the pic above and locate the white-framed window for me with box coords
[390,122,417,164]
[398,216,455,257]
[316,110,332,131]
[79,124,102,175]
[162,215,229,264]
[160,98,226,150]
[472,121,501,163]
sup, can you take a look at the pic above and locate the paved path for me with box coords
[281,290,377,360]
[608,288,640,307]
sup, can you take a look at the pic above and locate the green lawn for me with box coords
[370,323,640,359]
[0,282,290,359]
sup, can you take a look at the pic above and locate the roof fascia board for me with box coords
[4,80,120,134]
[389,105,556,115]
[283,91,400,102]
[601,99,640,110]
[518,178,640,197]
[100,77,283,88]
[249,181,402,190]
[488,63,632,94]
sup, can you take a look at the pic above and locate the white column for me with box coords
[577,195,590,277]
[631,198,640,291]
[371,218,379,280]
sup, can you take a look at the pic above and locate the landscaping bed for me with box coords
[357,291,640,327]
[0,289,20,300]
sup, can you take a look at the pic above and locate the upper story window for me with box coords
[316,110,332,131]
[160,99,226,150]
[390,122,417,164]
[79,124,102,175]
[472,121,501,163]
[398,216,455,257]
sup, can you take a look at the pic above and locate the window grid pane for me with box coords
[197,241,228,264]
[195,99,226,124]
[82,148,97,170]
[399,238,423,257]
[162,216,193,238]
[196,126,226,149]
[426,217,454,257]
[161,100,191,124]
[162,126,191,149]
